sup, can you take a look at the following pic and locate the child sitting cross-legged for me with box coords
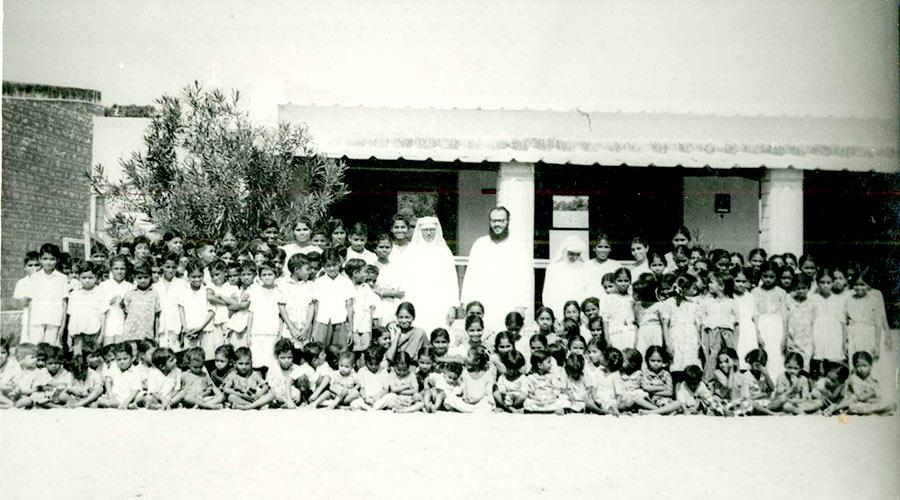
[98,343,144,409]
[61,349,104,408]
[222,347,273,410]
[296,341,333,405]
[373,352,422,413]
[494,350,530,413]
[176,347,224,409]
[350,346,390,411]
[314,352,360,409]
[827,351,896,416]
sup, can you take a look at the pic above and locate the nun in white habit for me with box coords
[399,216,460,333]
[541,235,591,320]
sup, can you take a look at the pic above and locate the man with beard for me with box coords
[460,207,533,334]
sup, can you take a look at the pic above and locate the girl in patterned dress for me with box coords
[768,352,810,414]
[700,272,738,381]
[811,268,848,379]
[633,274,668,358]
[640,346,674,408]
[664,274,703,383]
[752,262,788,381]
[603,268,637,351]
[707,348,750,416]
[785,276,816,371]
[523,350,570,414]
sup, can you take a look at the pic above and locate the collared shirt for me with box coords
[311,273,354,324]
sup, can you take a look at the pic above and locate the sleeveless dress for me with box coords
[752,287,787,381]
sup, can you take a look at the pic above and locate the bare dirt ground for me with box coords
[2,341,898,500]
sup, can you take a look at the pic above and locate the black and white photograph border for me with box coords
[1,1,899,499]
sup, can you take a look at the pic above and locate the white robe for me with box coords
[460,235,533,333]
[398,217,460,333]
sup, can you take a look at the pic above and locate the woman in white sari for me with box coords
[399,216,460,333]
[541,235,590,320]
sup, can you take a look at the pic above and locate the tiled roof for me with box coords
[278,105,898,172]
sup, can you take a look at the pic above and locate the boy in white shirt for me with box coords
[277,254,313,347]
[345,222,378,266]
[309,249,354,358]
[23,243,69,346]
[99,343,144,409]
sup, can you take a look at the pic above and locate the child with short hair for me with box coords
[224,262,256,348]
[345,258,378,356]
[523,350,570,414]
[743,349,775,414]
[139,347,181,409]
[209,344,235,389]
[99,255,135,346]
[246,260,287,370]
[374,352,423,413]
[178,260,215,352]
[351,346,390,410]
[810,267,847,378]
[732,267,761,370]
[266,339,304,408]
[296,342,332,404]
[584,336,607,380]
[223,347,273,410]
[23,243,70,346]
[122,264,161,345]
[66,261,108,354]
[345,222,378,265]
[176,347,224,409]
[372,233,406,326]
[0,339,21,408]
[844,271,884,363]
[309,249,354,357]
[98,343,144,409]
[459,346,495,412]
[433,361,467,412]
[29,346,71,408]
[674,365,713,414]
[315,351,359,409]
[585,347,623,415]
[277,254,313,347]
[494,350,530,413]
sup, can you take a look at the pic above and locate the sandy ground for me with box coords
[2,337,898,500]
[1,410,898,500]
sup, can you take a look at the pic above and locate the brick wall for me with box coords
[1,85,100,312]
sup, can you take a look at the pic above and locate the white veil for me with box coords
[541,235,589,318]
[399,216,460,331]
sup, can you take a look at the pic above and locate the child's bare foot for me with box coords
[554,409,566,415]
[511,408,524,414]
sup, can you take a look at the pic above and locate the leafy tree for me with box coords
[88,81,349,241]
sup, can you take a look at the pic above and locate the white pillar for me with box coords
[497,161,535,317]
[759,169,803,255]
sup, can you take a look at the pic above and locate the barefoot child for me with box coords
[315,352,359,409]
[618,348,657,412]
[831,352,895,415]
[375,352,423,413]
[98,343,143,409]
[351,346,389,410]
[563,353,588,413]
[523,350,570,414]
[139,347,181,409]
[640,346,675,408]
[296,342,332,405]
[266,339,304,408]
[222,347,273,410]
[768,352,810,414]
[66,262,107,354]
[122,264,161,348]
[176,347,224,409]
[61,350,104,408]
[209,344,235,389]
